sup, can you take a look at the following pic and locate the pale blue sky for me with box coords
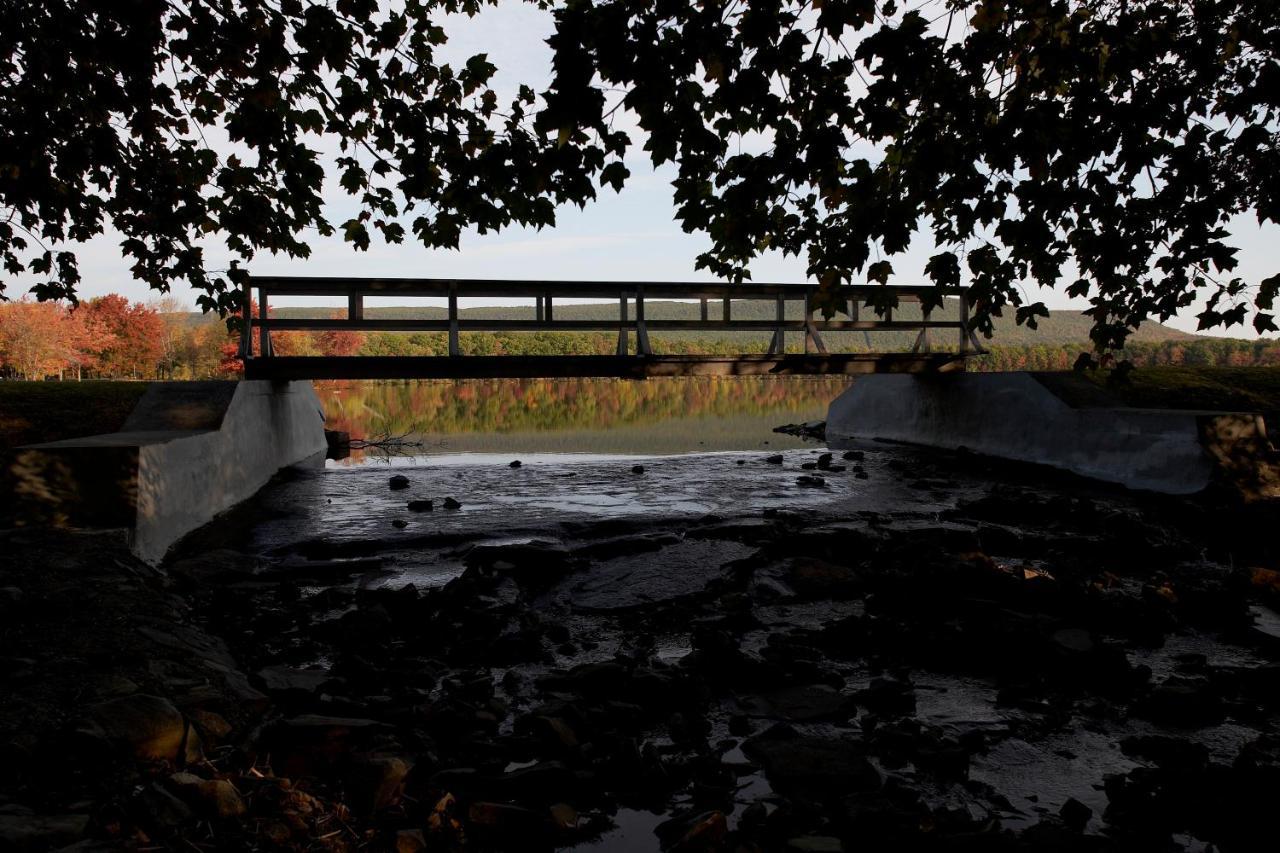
[48,2,1279,339]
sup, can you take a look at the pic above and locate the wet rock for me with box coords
[0,813,89,850]
[854,677,916,716]
[167,549,262,584]
[168,772,247,819]
[539,661,630,699]
[1119,735,1209,771]
[743,729,881,801]
[261,715,396,777]
[1135,678,1224,727]
[133,782,195,830]
[430,761,590,807]
[509,460,522,468]
[787,837,844,852]
[786,557,862,599]
[773,421,826,439]
[801,462,819,470]
[443,497,463,510]
[742,684,854,722]
[796,475,826,488]
[549,802,579,830]
[766,454,784,464]
[396,829,427,852]
[186,709,232,744]
[407,499,434,512]
[392,518,409,529]
[467,802,546,843]
[1050,628,1095,655]
[389,474,410,490]
[258,665,333,696]
[816,453,834,470]
[83,694,201,765]
[346,754,414,814]
[656,810,727,850]
[1059,797,1092,832]
[841,450,864,461]
[572,532,681,560]
[632,465,646,474]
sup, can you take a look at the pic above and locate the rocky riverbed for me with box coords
[3,445,1280,852]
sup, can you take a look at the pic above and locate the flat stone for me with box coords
[744,731,881,801]
[562,539,753,611]
[742,684,854,722]
[257,665,333,695]
[0,814,89,850]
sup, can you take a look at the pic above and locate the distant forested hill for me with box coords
[265,298,1194,350]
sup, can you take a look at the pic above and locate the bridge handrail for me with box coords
[239,276,986,360]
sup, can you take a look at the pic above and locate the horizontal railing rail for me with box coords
[239,276,986,361]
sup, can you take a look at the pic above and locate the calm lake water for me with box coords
[316,376,853,462]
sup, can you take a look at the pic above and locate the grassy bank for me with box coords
[0,381,149,453]
[1083,366,1280,426]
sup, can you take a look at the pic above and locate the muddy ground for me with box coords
[3,446,1280,852]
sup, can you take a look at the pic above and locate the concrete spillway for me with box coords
[826,372,1278,497]
[10,381,328,562]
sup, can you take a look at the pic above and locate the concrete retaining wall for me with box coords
[826,373,1275,495]
[11,381,327,562]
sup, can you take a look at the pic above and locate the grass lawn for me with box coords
[1084,366,1280,426]
[0,381,150,453]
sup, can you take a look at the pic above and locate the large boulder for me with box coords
[82,694,201,764]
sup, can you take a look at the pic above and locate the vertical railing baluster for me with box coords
[617,291,629,356]
[768,293,785,355]
[258,285,273,357]
[238,277,253,359]
[636,284,652,355]
[448,284,459,356]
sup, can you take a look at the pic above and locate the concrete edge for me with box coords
[826,373,1280,498]
[9,380,328,562]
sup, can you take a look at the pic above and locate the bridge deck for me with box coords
[245,353,965,380]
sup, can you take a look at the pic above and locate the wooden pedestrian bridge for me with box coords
[239,277,985,380]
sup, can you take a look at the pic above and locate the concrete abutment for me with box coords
[10,380,327,562]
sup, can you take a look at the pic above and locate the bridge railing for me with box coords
[238,276,986,360]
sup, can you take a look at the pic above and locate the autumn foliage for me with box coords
[0,296,366,380]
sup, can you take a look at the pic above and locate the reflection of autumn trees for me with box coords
[317,377,851,439]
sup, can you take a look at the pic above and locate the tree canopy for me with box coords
[1,1,1277,348]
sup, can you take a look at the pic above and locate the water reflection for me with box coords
[317,377,852,463]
